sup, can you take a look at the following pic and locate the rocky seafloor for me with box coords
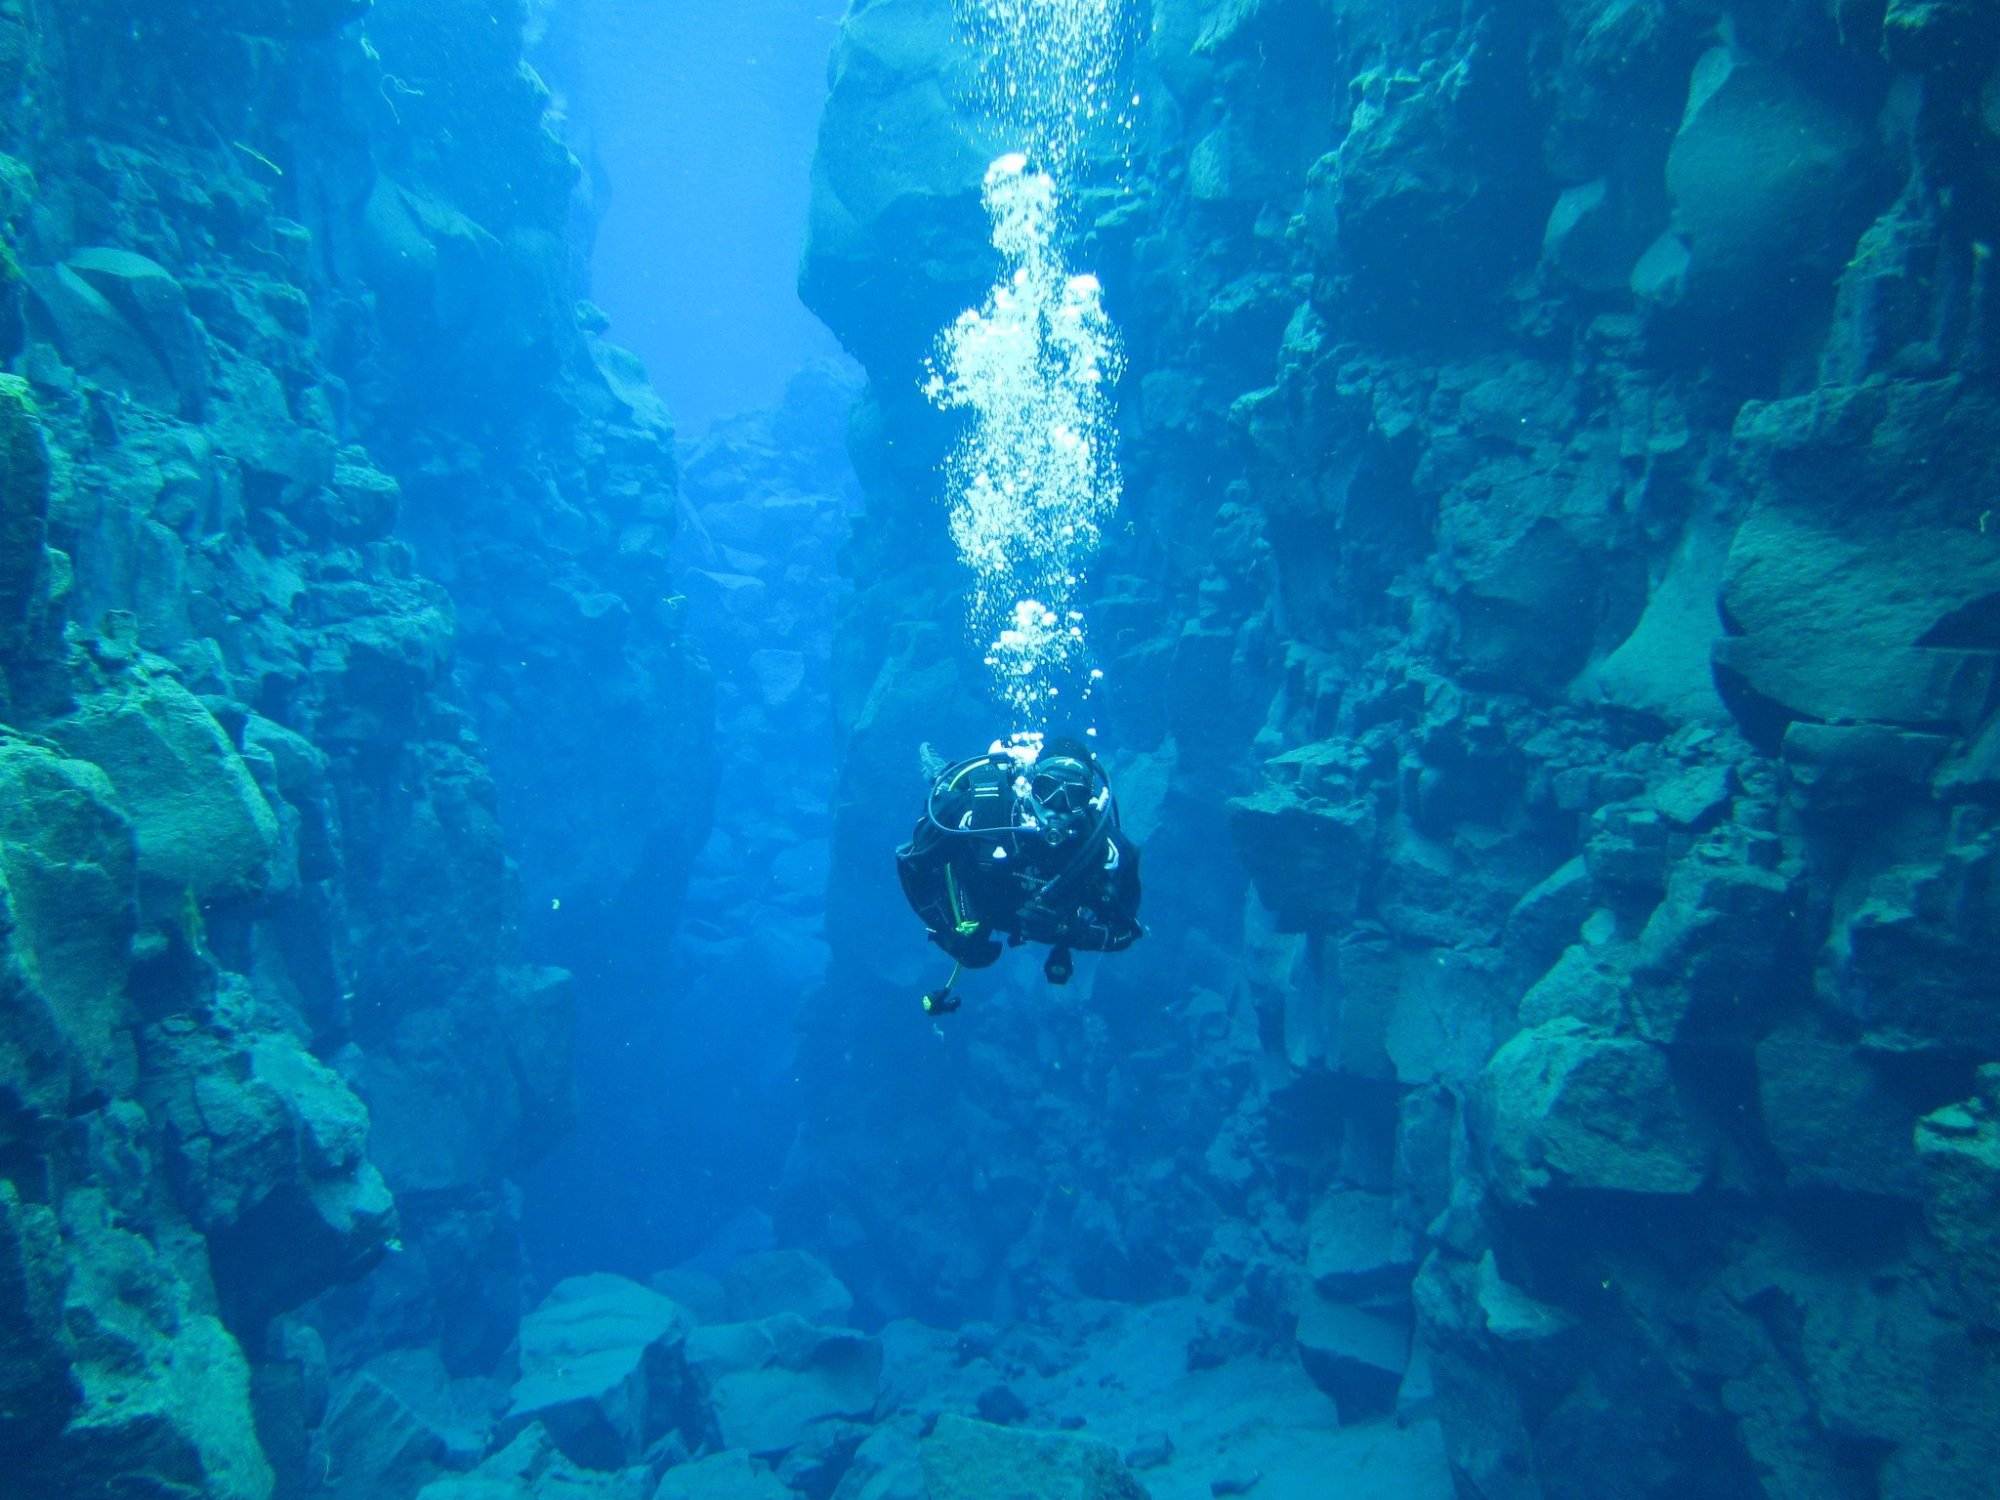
[1,1,1997,1499]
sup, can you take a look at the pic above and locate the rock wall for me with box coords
[0,0,709,1493]
[795,0,2000,1495]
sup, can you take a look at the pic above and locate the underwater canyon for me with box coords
[0,0,1998,1498]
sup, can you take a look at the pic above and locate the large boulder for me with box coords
[1757,1030,1919,1201]
[722,1249,856,1327]
[321,1349,498,1500]
[920,1414,1147,1500]
[1295,1290,1409,1419]
[652,1449,792,1500]
[1915,1066,2000,1326]
[1227,777,1374,932]
[1827,832,2000,1057]
[1628,830,1797,1043]
[144,996,396,1331]
[0,734,136,1093]
[1478,1020,1713,1205]
[798,0,999,379]
[1642,47,1883,316]
[24,263,185,415]
[36,1188,273,1500]
[1715,379,2000,744]
[52,672,279,906]
[1306,1189,1409,1297]
[1434,432,1638,694]
[416,1422,649,1500]
[499,1276,711,1471]
[685,1314,880,1457]
[65,248,209,417]
[1312,33,1544,322]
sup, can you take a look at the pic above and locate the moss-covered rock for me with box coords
[0,374,54,704]
[0,733,137,1092]
[40,1187,274,1500]
[52,671,279,907]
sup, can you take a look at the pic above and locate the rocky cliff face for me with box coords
[0,0,708,1493]
[796,0,2000,1495]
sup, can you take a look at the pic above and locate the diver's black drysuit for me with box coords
[895,748,1142,977]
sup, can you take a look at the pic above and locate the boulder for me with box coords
[40,1188,273,1500]
[415,1422,650,1500]
[1474,1251,1576,1347]
[1653,48,1881,312]
[1757,1030,1918,1200]
[0,734,136,1091]
[1479,1020,1713,1205]
[1915,1066,2000,1325]
[748,649,807,710]
[1517,945,1628,1030]
[1295,1291,1409,1419]
[686,1313,880,1457]
[1829,836,2000,1057]
[920,1414,1147,1500]
[66,247,209,417]
[1316,43,1544,319]
[653,1449,792,1500]
[1629,832,1796,1043]
[24,263,183,414]
[322,1350,494,1500]
[1227,781,1373,931]
[1584,517,1732,723]
[1541,176,1659,295]
[1503,857,1592,974]
[799,0,1000,378]
[1716,380,2000,744]
[52,672,279,905]
[830,1423,924,1500]
[1306,1189,1408,1296]
[1436,446,1636,694]
[722,1249,856,1327]
[499,1275,711,1470]
[146,1001,396,1330]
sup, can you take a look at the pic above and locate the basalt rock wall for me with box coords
[0,0,707,1494]
[796,0,2000,1495]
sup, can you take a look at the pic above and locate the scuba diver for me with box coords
[896,735,1142,1015]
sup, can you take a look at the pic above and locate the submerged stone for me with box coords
[53,671,279,907]
[500,1275,711,1471]
[1480,1020,1713,1205]
[686,1313,881,1457]
[920,1414,1147,1500]
[653,1448,791,1500]
[1916,1067,2000,1326]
